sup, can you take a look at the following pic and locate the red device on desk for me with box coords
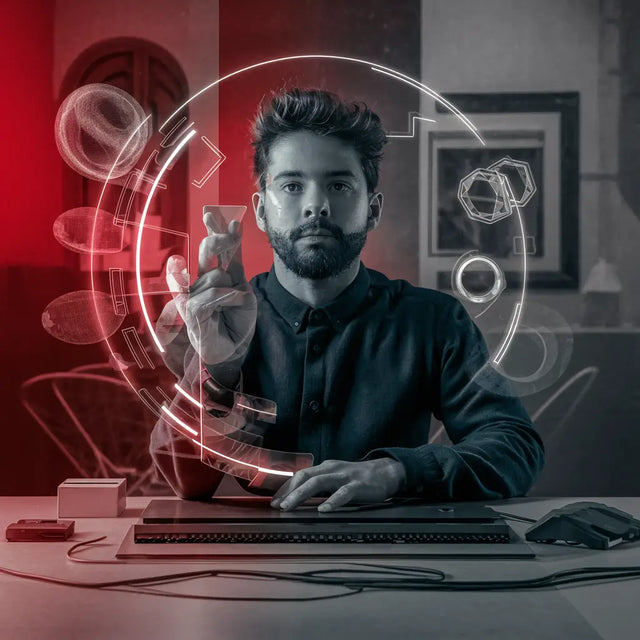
[6,519,75,541]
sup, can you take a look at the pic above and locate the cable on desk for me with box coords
[0,537,361,603]
[64,536,136,565]
[5,536,640,602]
[107,584,365,602]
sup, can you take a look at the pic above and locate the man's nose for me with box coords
[303,186,330,218]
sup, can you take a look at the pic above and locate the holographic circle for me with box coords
[474,302,573,397]
[452,252,506,304]
[55,83,151,181]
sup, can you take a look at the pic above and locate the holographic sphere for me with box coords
[53,207,124,253]
[55,83,151,181]
[42,290,125,345]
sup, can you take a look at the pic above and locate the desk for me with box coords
[1,496,640,639]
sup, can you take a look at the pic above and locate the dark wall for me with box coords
[0,0,65,267]
[1,1,86,495]
[619,0,640,219]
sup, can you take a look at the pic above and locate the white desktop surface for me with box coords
[1,496,640,639]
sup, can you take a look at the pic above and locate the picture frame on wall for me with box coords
[421,92,579,290]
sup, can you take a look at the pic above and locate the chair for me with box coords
[527,366,600,497]
[20,367,168,495]
[530,366,599,442]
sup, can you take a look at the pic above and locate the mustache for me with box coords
[290,220,344,241]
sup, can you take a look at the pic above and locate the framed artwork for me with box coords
[423,92,579,289]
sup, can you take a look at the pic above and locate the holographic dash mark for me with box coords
[174,383,202,408]
[194,439,294,477]
[493,302,524,366]
[115,166,167,227]
[137,387,163,417]
[121,327,155,369]
[160,117,194,148]
[109,268,128,316]
[387,112,436,138]
[162,406,199,437]
[513,235,537,255]
[192,136,226,189]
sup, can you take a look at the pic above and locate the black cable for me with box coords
[4,535,640,602]
[300,562,446,581]
[0,537,361,603]
[65,536,124,564]
[107,584,365,603]
[3,558,639,595]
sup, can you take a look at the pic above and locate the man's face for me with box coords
[254,131,382,279]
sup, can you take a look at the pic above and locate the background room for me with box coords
[2,0,639,497]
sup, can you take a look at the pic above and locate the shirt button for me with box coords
[312,343,323,355]
[309,400,320,413]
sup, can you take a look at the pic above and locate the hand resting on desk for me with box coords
[270,458,407,512]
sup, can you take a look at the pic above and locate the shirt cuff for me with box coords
[362,446,444,495]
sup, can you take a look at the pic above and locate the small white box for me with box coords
[58,478,127,517]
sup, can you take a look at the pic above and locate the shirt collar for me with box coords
[263,263,371,333]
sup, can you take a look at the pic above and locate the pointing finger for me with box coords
[166,255,189,295]
[198,233,238,277]
[219,219,243,272]
[203,210,218,235]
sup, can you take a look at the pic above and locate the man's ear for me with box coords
[253,191,266,232]
[366,192,383,231]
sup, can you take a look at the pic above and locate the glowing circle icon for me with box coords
[452,253,506,304]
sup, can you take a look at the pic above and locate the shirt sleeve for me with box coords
[149,327,226,500]
[364,298,545,500]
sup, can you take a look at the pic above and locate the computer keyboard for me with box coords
[134,529,511,544]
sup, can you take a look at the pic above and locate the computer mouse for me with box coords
[525,501,640,549]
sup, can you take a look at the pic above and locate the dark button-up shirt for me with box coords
[151,263,545,500]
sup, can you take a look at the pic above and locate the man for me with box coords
[150,88,545,511]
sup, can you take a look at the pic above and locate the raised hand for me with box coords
[158,212,257,367]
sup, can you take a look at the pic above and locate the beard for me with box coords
[265,218,368,280]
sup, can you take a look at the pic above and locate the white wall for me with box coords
[420,0,602,324]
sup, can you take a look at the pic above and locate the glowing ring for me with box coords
[453,255,505,304]
[495,326,550,384]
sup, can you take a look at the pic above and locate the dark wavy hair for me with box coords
[252,88,387,193]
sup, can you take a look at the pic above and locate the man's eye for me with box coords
[283,183,302,193]
[332,183,352,192]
